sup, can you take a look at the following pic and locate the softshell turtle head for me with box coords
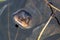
[13,10,32,29]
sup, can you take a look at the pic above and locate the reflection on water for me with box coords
[0,0,6,2]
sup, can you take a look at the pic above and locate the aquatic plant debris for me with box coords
[0,4,8,16]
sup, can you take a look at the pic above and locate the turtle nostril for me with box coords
[15,24,19,28]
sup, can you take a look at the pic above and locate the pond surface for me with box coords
[0,0,60,40]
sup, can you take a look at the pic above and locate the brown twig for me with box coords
[44,0,60,12]
[37,0,59,40]
[7,1,12,40]
[14,28,19,40]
